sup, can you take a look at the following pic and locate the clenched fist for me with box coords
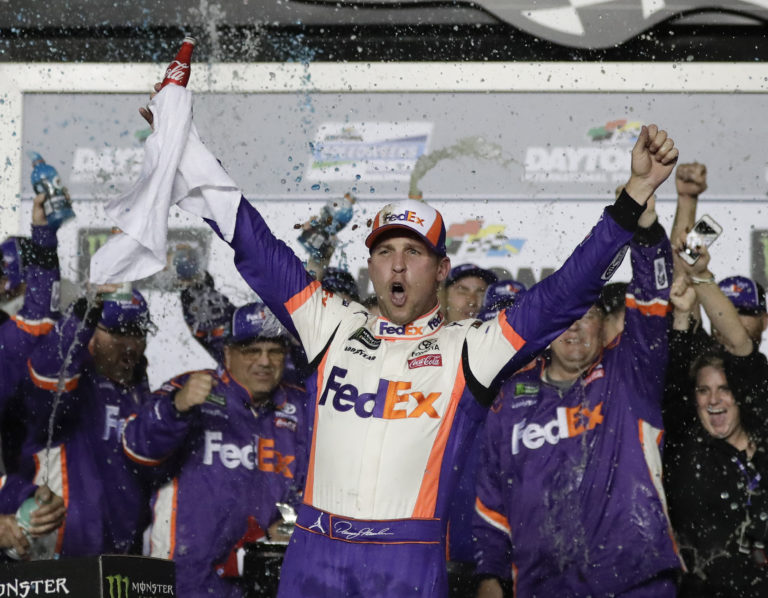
[675,162,707,197]
[174,372,214,413]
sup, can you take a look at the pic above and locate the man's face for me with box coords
[550,306,604,375]
[367,233,450,326]
[224,340,286,400]
[695,365,743,443]
[713,313,767,346]
[445,276,489,323]
[89,327,147,386]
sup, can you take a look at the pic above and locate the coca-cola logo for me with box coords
[164,60,189,82]
[407,354,442,369]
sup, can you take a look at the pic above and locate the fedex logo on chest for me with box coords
[511,403,604,455]
[318,366,442,419]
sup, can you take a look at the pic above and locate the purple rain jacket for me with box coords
[20,304,153,556]
[473,221,683,597]
[0,224,60,513]
[122,368,309,598]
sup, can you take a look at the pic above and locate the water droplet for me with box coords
[721,491,730,499]
[311,184,320,191]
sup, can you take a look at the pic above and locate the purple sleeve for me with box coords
[492,192,641,385]
[473,403,513,579]
[28,306,95,383]
[206,198,314,339]
[122,377,195,466]
[0,226,61,400]
[622,220,673,422]
[0,475,36,514]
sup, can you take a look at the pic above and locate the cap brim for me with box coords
[447,268,497,287]
[366,224,444,255]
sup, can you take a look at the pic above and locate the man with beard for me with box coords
[20,289,156,556]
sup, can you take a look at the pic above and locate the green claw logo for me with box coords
[106,574,130,598]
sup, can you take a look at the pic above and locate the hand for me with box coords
[174,372,213,413]
[670,275,697,313]
[637,195,658,229]
[624,124,679,205]
[31,193,48,226]
[675,162,707,197]
[674,228,712,276]
[138,82,163,128]
[0,514,29,557]
[28,485,66,536]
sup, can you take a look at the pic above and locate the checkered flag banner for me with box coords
[322,1,768,49]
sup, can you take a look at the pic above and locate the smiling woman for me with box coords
[664,350,768,598]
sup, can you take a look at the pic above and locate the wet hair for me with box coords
[361,295,379,310]
[596,282,627,315]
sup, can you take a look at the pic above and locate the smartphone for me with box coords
[679,214,723,265]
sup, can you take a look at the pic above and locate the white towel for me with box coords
[89,85,241,284]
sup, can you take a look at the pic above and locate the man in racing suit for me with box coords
[137,83,676,597]
[0,192,66,550]
[20,289,155,556]
[186,122,677,597]
[122,302,309,598]
[472,204,683,597]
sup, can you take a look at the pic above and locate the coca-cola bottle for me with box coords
[160,36,197,89]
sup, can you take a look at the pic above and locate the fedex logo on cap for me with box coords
[319,366,441,419]
[383,211,425,227]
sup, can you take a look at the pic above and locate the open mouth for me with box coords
[706,406,728,428]
[391,282,406,307]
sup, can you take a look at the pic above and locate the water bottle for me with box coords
[4,497,54,560]
[160,36,197,89]
[28,152,75,228]
[298,193,356,261]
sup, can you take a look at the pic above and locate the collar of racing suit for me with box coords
[373,303,445,341]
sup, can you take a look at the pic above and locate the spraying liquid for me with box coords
[409,136,517,199]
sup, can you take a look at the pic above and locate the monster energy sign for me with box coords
[106,575,129,598]
[0,555,175,598]
[105,575,174,598]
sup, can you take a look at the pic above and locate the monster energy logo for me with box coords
[106,575,129,598]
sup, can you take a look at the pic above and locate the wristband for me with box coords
[691,274,716,285]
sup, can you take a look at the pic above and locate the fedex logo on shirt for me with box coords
[103,405,126,442]
[319,366,441,419]
[384,211,425,227]
[511,403,604,455]
[378,312,443,337]
[203,431,295,478]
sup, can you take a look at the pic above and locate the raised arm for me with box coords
[466,125,678,397]
[122,372,211,466]
[670,162,707,276]
[674,242,752,356]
